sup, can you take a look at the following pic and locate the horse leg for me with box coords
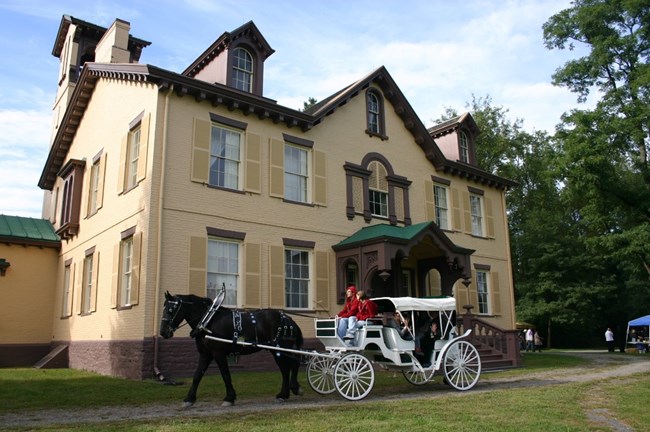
[184,351,213,408]
[273,353,292,401]
[289,356,303,396]
[214,353,237,406]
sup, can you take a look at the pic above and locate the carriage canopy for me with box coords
[371,296,457,313]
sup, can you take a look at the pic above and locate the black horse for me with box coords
[159,292,303,407]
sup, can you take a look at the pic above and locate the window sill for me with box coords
[206,184,245,194]
[365,130,389,141]
[282,198,314,207]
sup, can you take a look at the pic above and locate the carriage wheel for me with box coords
[334,353,375,401]
[306,355,337,395]
[442,340,481,391]
[403,366,435,385]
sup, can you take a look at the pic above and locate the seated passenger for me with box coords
[353,291,378,329]
[336,285,359,339]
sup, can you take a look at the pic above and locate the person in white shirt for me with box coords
[605,328,615,352]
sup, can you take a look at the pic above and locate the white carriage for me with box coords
[306,296,481,401]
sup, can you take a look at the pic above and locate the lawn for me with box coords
[1,351,648,431]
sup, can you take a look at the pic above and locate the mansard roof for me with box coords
[182,21,275,78]
[52,15,151,60]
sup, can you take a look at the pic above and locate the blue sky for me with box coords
[0,0,591,218]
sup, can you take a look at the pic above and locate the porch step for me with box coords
[34,345,68,369]
[477,346,518,371]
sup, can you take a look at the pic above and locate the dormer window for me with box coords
[232,47,253,92]
[366,89,387,139]
[459,131,469,163]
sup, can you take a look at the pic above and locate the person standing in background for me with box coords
[605,328,615,352]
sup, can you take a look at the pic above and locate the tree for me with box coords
[301,97,318,112]
[542,0,650,342]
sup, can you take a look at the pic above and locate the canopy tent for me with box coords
[628,315,650,327]
[626,315,650,353]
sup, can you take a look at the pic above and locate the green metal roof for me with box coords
[0,214,60,247]
[334,222,433,248]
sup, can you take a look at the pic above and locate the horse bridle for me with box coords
[162,298,191,332]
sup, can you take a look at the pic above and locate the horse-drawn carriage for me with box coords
[160,290,481,406]
[306,296,481,400]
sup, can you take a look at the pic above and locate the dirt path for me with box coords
[1,351,648,430]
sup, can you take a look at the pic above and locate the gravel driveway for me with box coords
[1,351,648,430]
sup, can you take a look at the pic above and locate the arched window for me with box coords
[459,131,469,163]
[366,89,386,138]
[232,47,253,92]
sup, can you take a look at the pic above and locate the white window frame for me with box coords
[207,238,240,306]
[433,183,449,230]
[88,159,100,216]
[476,270,490,314]
[210,124,242,190]
[284,144,310,203]
[120,236,134,307]
[284,248,311,309]
[232,47,253,92]
[470,194,484,236]
[126,126,141,190]
[82,254,93,314]
[369,189,388,217]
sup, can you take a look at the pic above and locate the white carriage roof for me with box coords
[371,296,457,312]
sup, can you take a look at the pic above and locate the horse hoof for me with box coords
[276,397,288,403]
[182,401,195,409]
[221,401,234,407]
[294,387,304,396]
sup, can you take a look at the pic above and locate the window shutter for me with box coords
[424,179,434,221]
[130,232,142,306]
[75,262,83,315]
[468,270,478,311]
[269,245,285,308]
[189,236,207,296]
[191,118,210,183]
[315,250,330,313]
[97,153,106,210]
[313,150,327,206]
[64,263,75,317]
[244,242,262,307]
[269,138,284,198]
[451,187,462,231]
[462,190,471,234]
[491,271,501,315]
[485,197,495,238]
[111,243,120,309]
[117,135,127,194]
[90,252,100,313]
[136,113,150,183]
[455,282,469,312]
[245,132,262,194]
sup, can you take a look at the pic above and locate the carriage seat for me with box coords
[382,327,415,351]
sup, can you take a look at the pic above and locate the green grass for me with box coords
[0,351,646,431]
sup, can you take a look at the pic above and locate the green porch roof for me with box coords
[334,222,433,248]
[0,214,60,247]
